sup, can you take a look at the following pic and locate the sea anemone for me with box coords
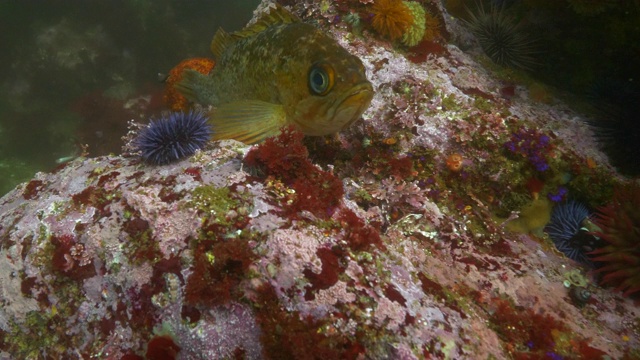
[544,201,597,266]
[163,58,215,111]
[370,0,414,41]
[463,1,537,70]
[590,184,640,297]
[400,1,426,47]
[422,7,441,42]
[134,110,212,165]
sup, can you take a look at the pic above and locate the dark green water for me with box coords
[0,0,260,196]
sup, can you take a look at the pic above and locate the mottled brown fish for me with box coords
[176,5,374,144]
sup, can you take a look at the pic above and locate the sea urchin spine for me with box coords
[463,1,537,70]
[544,200,595,266]
[134,110,212,165]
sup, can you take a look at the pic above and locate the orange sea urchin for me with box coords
[163,58,215,111]
[591,183,640,297]
[371,0,414,41]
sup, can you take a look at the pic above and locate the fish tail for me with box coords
[174,69,217,105]
[211,100,288,144]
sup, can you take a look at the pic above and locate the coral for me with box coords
[591,183,640,296]
[400,1,426,47]
[463,1,537,69]
[163,58,215,111]
[133,110,212,165]
[370,0,414,41]
[544,201,595,266]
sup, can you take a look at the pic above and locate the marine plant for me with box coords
[370,0,414,41]
[133,110,212,165]
[590,183,640,296]
[463,0,537,69]
[244,125,344,219]
[544,200,596,266]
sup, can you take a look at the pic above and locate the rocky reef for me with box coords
[0,0,638,359]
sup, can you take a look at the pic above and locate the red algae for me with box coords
[303,247,346,300]
[185,237,256,307]
[145,335,181,360]
[245,125,344,219]
[50,234,96,281]
[22,179,44,200]
[254,283,362,360]
[336,208,383,251]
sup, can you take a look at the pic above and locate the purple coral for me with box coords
[504,128,552,171]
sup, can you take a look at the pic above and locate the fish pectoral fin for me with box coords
[174,69,214,105]
[211,100,288,145]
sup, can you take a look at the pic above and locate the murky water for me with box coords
[0,0,260,196]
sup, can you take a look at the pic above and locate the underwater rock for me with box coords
[0,0,638,359]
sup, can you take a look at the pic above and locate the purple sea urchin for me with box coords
[463,1,537,70]
[544,201,598,266]
[134,110,212,165]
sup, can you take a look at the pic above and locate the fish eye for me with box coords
[308,62,335,96]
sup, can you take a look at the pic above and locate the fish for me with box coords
[175,4,374,145]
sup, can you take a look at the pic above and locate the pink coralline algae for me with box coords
[0,0,638,359]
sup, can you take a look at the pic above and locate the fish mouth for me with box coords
[334,82,374,125]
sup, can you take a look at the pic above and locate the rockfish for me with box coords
[176,5,374,144]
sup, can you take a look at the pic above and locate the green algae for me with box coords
[190,185,240,226]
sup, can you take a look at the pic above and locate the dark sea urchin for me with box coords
[545,201,599,266]
[463,1,537,70]
[134,110,212,165]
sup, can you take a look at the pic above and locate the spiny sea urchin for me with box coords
[463,1,537,70]
[544,201,599,266]
[134,110,212,165]
[590,183,640,297]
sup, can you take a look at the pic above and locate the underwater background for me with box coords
[0,0,260,196]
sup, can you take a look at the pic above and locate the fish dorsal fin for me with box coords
[233,4,299,39]
[210,27,232,59]
[210,5,298,59]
